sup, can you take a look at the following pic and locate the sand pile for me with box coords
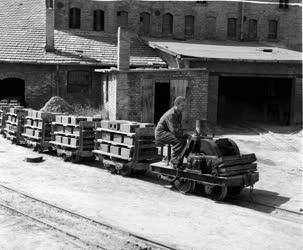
[40,96,73,113]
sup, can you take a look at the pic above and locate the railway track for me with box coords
[227,196,303,224]
[0,184,176,250]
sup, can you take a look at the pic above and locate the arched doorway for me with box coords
[0,78,25,106]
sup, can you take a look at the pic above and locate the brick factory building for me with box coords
[0,0,302,128]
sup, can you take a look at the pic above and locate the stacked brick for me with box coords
[94,120,157,161]
[22,110,55,145]
[3,107,28,143]
[51,115,101,150]
[0,99,22,133]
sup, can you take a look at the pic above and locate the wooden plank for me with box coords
[142,79,154,123]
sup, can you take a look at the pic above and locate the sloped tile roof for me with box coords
[0,0,166,67]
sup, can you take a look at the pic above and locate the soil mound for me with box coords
[40,96,73,113]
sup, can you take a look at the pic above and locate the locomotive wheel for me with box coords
[173,178,196,194]
[71,154,81,163]
[119,165,132,177]
[205,185,227,201]
[36,145,43,153]
[62,154,69,162]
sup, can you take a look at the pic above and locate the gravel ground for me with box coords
[0,125,302,249]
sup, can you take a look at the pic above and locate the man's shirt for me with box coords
[155,107,183,138]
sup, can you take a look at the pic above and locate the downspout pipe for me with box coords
[240,0,245,41]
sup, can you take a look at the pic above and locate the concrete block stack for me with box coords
[94,120,157,161]
[51,115,101,150]
[22,110,55,142]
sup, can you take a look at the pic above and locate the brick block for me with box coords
[34,130,41,138]
[123,136,134,145]
[26,119,33,126]
[33,120,39,127]
[113,133,123,143]
[55,115,62,123]
[73,127,80,136]
[55,135,62,143]
[37,121,43,129]
[110,146,121,155]
[62,136,70,145]
[70,138,79,146]
[101,132,112,141]
[121,147,133,158]
[26,128,34,136]
[100,143,110,152]
[101,120,110,129]
[70,116,87,125]
[120,123,140,133]
[139,123,154,128]
[61,116,71,124]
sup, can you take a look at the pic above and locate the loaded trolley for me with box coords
[21,110,56,152]
[49,115,100,163]
[93,120,162,176]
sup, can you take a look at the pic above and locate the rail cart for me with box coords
[49,116,99,162]
[3,108,28,144]
[93,121,162,176]
[21,110,56,153]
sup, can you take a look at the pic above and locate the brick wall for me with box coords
[0,64,56,109]
[0,63,102,109]
[55,0,302,51]
[102,69,209,130]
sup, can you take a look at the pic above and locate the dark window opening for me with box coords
[94,10,104,31]
[185,15,195,37]
[139,12,151,35]
[69,8,81,29]
[154,82,170,124]
[162,13,173,35]
[46,0,54,9]
[248,19,258,40]
[117,11,128,28]
[268,20,278,39]
[67,71,91,93]
[217,77,292,125]
[0,78,25,107]
[227,18,237,38]
[279,0,289,9]
[206,16,216,39]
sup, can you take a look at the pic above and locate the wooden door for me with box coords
[170,80,189,126]
[142,79,154,123]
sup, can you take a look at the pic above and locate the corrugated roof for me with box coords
[0,0,166,67]
[147,39,302,63]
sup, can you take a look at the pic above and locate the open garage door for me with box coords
[0,78,25,106]
[217,77,292,125]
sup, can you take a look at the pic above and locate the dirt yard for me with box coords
[0,124,302,249]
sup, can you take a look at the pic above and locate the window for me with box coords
[227,18,237,38]
[185,15,195,36]
[93,10,104,31]
[279,0,289,9]
[248,19,258,40]
[69,8,81,29]
[46,0,54,9]
[67,71,91,93]
[139,12,150,35]
[206,16,216,39]
[117,11,128,28]
[162,13,173,35]
[268,20,278,39]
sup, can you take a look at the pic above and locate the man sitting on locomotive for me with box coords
[155,96,188,167]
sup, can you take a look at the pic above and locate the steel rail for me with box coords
[0,201,105,249]
[0,184,176,250]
